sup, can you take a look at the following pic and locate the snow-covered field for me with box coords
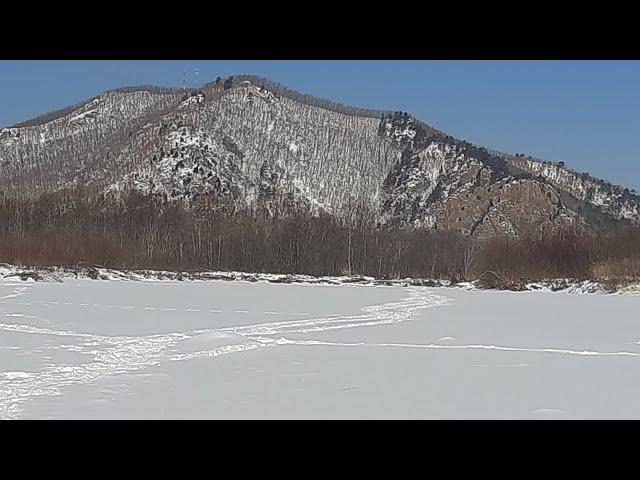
[1,278,640,419]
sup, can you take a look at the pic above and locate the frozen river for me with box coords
[1,278,640,419]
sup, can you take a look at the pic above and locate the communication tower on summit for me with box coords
[182,70,187,91]
[195,68,199,89]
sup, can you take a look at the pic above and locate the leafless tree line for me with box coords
[0,188,639,284]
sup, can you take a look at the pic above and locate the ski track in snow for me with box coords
[0,283,447,419]
[272,338,640,358]
[2,281,640,419]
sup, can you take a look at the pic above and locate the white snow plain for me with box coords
[1,278,640,419]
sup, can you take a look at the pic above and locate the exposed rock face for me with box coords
[381,141,496,229]
[376,115,581,236]
[508,155,640,222]
[107,126,249,210]
[1,75,638,236]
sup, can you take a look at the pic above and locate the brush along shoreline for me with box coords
[1,263,637,295]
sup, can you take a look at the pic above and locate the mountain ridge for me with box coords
[6,74,635,195]
[1,74,638,236]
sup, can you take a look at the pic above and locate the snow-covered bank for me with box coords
[0,263,635,294]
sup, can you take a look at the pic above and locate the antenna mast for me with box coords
[195,68,199,90]
[182,70,187,91]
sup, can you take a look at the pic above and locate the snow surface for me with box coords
[68,108,98,123]
[2,278,640,419]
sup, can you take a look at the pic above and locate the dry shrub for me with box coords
[475,271,527,290]
[2,187,640,282]
[592,257,640,279]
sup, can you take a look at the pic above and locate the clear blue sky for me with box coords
[1,60,638,190]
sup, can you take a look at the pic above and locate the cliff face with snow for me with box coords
[508,156,640,222]
[375,114,581,236]
[1,76,638,236]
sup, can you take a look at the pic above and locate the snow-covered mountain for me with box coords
[1,75,638,236]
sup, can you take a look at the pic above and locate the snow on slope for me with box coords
[102,82,402,219]
[509,156,640,221]
[0,90,183,192]
[108,127,252,205]
[1,77,639,233]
